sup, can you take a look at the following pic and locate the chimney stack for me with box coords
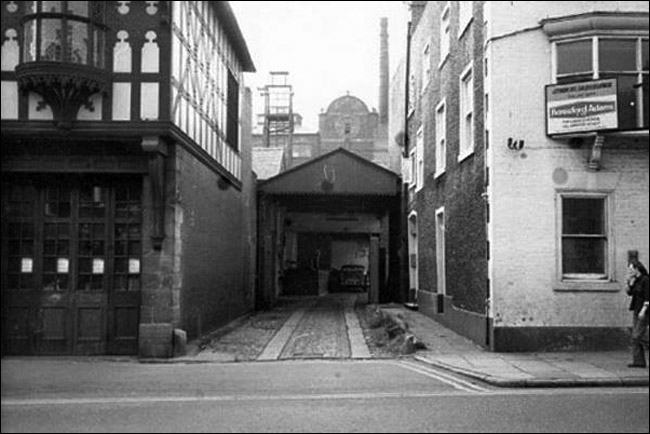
[379,17,389,125]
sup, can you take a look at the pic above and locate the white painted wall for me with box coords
[485,2,649,329]
[1,81,18,119]
[486,1,649,40]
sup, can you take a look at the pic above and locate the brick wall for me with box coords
[174,87,255,340]
[410,1,488,316]
[399,0,648,351]
[174,145,251,340]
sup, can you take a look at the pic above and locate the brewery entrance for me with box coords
[2,175,142,355]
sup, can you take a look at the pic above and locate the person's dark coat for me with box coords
[627,274,650,315]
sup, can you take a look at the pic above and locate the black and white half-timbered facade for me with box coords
[1,1,256,357]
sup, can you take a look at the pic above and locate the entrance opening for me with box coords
[2,175,142,355]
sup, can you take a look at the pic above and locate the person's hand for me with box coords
[627,272,637,288]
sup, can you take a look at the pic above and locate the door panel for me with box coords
[2,176,142,356]
[39,307,68,354]
[75,303,106,355]
[2,182,39,355]
[108,181,142,355]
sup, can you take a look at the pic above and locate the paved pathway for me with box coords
[255,294,369,361]
[258,300,315,361]
[279,294,371,359]
[344,295,372,359]
[182,294,371,363]
[381,305,649,387]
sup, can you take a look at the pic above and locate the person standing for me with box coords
[626,260,649,368]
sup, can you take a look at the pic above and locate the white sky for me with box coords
[230,1,410,131]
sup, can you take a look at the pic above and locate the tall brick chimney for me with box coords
[379,17,389,125]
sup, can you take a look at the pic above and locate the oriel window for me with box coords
[22,1,106,68]
[555,37,649,130]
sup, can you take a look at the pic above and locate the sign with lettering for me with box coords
[92,258,105,275]
[128,259,141,274]
[57,258,70,274]
[546,79,618,136]
[21,258,33,274]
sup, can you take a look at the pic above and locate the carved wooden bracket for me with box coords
[588,134,605,172]
[142,137,168,250]
[15,63,109,131]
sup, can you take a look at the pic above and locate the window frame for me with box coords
[553,35,649,131]
[226,70,240,151]
[408,72,417,117]
[408,212,419,293]
[458,1,474,39]
[416,126,425,192]
[555,191,619,292]
[439,3,451,68]
[459,63,474,161]
[435,99,447,178]
[422,44,431,93]
[409,148,417,191]
[22,1,107,68]
[291,144,312,159]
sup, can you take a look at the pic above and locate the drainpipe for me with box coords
[401,21,413,305]
[403,21,412,161]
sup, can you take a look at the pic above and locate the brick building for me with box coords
[399,1,648,351]
[253,18,395,174]
[1,1,256,357]
[253,93,393,173]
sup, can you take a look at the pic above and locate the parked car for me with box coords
[339,264,367,291]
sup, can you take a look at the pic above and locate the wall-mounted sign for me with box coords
[546,79,618,136]
[92,258,105,275]
[21,258,33,274]
[129,259,141,274]
[57,258,70,274]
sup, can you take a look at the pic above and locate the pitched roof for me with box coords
[213,2,256,72]
[253,147,286,180]
[259,147,400,196]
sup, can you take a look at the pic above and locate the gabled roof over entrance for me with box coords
[259,148,400,196]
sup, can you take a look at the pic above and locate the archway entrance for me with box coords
[257,148,401,308]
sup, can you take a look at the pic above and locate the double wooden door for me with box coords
[1,176,142,355]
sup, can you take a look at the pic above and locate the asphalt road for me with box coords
[2,359,649,433]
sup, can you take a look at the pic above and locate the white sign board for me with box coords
[546,79,618,136]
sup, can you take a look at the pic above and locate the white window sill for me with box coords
[458,18,473,40]
[458,149,475,163]
[439,53,449,70]
[434,169,446,180]
[554,280,621,292]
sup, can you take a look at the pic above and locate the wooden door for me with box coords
[1,176,142,355]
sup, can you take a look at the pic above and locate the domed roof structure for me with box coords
[325,95,370,115]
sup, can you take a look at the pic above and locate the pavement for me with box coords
[5,294,645,390]
[179,294,648,389]
[380,305,650,388]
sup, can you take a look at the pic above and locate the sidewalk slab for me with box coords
[258,301,314,361]
[344,295,371,359]
[379,305,649,388]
